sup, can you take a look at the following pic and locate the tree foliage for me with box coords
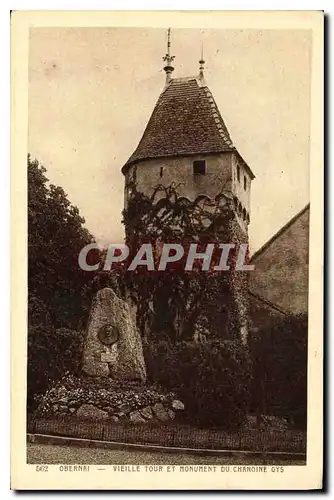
[120,182,249,342]
[249,313,308,428]
[144,339,252,429]
[27,155,99,409]
[28,155,98,328]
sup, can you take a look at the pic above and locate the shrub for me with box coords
[249,313,308,429]
[27,325,85,411]
[144,339,252,429]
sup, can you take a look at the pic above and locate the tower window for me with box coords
[193,160,206,175]
[237,165,240,182]
[160,166,164,178]
[244,175,247,190]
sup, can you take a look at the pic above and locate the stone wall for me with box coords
[124,153,233,207]
[250,206,309,315]
[36,374,185,424]
[125,152,252,233]
[224,209,251,343]
[231,153,252,214]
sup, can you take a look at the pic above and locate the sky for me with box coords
[29,27,311,254]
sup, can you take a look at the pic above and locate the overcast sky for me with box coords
[29,27,311,253]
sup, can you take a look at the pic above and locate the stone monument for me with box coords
[36,287,185,423]
[82,287,146,383]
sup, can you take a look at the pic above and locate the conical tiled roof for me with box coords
[123,76,254,179]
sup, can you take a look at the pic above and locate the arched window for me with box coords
[237,165,240,182]
[244,175,247,190]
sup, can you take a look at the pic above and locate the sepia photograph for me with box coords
[11,10,323,490]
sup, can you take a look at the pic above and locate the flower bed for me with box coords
[35,373,184,424]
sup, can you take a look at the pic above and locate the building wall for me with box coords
[125,153,233,204]
[231,153,252,214]
[125,152,252,232]
[250,207,309,315]
[123,154,252,344]
[249,293,286,333]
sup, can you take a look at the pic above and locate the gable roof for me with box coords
[249,290,290,317]
[122,76,254,178]
[250,204,310,262]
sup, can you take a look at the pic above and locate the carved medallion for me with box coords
[98,324,119,345]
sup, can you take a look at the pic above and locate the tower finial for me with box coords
[163,27,175,84]
[199,40,205,80]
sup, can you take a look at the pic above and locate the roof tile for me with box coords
[123,77,236,172]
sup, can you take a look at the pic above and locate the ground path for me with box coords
[27,443,304,466]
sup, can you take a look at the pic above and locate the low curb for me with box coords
[27,433,306,461]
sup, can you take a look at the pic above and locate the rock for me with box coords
[109,415,119,423]
[82,288,146,382]
[69,407,76,414]
[172,400,184,411]
[103,407,113,412]
[129,411,146,424]
[115,412,126,420]
[246,415,257,428]
[260,415,289,430]
[52,405,59,412]
[117,403,130,413]
[76,404,108,420]
[152,403,169,421]
[167,409,175,420]
[58,405,68,413]
[140,406,153,420]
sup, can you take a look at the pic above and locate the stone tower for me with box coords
[121,31,255,344]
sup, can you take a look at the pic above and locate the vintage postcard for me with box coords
[11,10,323,490]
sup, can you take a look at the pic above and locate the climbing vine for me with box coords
[97,182,250,343]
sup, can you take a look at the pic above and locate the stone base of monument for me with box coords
[35,373,185,424]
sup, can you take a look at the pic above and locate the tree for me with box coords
[27,155,99,409]
[28,155,99,329]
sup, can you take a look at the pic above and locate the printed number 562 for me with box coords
[36,465,48,472]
